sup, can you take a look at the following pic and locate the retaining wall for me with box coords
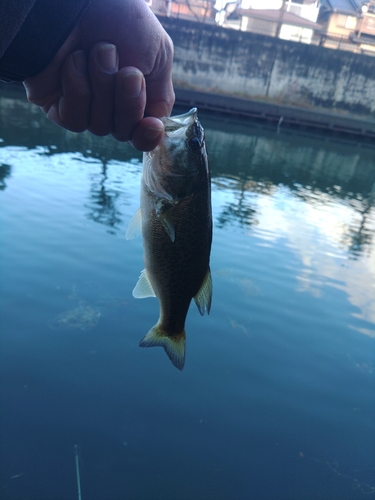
[160,17,375,116]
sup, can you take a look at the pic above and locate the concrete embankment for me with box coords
[174,87,375,139]
[160,16,375,137]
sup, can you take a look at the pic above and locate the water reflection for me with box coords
[1,90,375,253]
[204,119,375,260]
[1,85,375,340]
[344,183,375,258]
[0,85,140,163]
[0,163,11,190]
[0,85,143,235]
[1,87,375,258]
[86,161,123,233]
[202,117,375,339]
[214,177,258,229]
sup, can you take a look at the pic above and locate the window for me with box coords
[345,16,357,29]
[336,14,357,29]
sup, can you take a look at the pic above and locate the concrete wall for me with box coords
[160,17,375,115]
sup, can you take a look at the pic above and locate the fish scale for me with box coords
[126,108,212,370]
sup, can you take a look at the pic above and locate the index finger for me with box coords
[145,73,175,119]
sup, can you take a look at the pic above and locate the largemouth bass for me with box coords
[126,108,212,370]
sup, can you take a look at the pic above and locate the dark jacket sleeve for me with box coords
[0,0,92,82]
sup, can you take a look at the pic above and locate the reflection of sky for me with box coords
[211,172,375,339]
[252,187,375,338]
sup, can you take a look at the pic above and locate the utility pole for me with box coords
[275,0,287,38]
[358,2,370,39]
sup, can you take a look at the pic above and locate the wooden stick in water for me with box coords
[74,445,82,500]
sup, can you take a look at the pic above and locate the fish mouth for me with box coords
[162,108,197,132]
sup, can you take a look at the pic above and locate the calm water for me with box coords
[0,86,374,500]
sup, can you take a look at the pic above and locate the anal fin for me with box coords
[194,267,212,315]
[132,269,156,298]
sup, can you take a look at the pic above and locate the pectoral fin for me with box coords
[155,200,175,242]
[140,325,186,370]
[194,267,212,315]
[132,269,156,298]
[159,212,175,242]
[125,208,142,240]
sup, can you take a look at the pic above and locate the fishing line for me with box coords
[74,445,82,500]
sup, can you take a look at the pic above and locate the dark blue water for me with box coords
[1,86,374,500]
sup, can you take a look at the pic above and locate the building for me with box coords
[239,0,320,23]
[149,0,375,53]
[318,0,375,52]
[150,0,216,21]
[236,7,322,43]
[217,1,322,43]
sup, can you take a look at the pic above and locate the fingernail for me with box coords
[144,126,163,141]
[97,43,117,73]
[72,51,86,75]
[122,71,143,97]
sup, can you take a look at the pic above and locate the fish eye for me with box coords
[188,137,201,152]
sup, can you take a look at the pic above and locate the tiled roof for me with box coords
[325,0,360,15]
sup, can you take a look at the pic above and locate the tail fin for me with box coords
[139,325,186,371]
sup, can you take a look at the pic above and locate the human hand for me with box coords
[23,0,175,151]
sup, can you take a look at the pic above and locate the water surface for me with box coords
[1,86,374,500]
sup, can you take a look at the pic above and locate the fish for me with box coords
[126,108,212,370]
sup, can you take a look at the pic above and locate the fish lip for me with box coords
[162,108,197,130]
